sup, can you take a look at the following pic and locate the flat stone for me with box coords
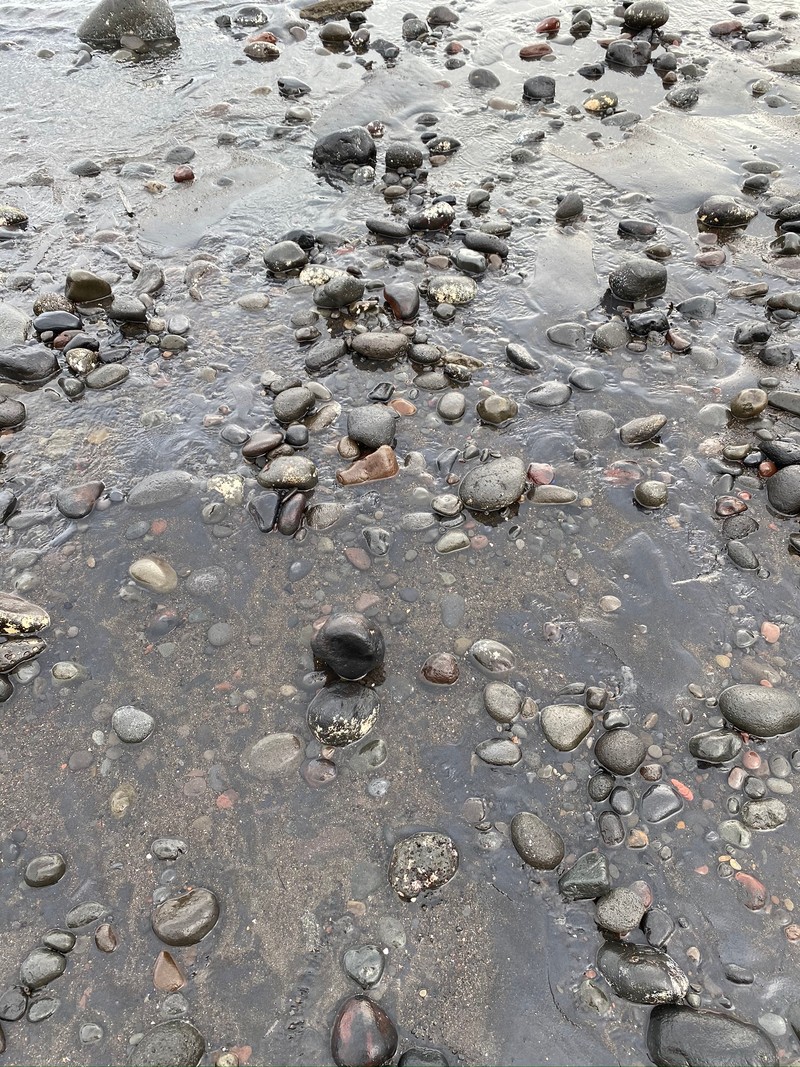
[256,456,318,491]
[468,639,515,674]
[741,798,787,830]
[240,732,304,780]
[337,446,399,486]
[24,853,67,888]
[476,737,522,766]
[620,413,667,445]
[351,332,409,361]
[151,888,220,947]
[129,556,178,593]
[0,345,59,384]
[641,783,683,823]
[427,275,477,306]
[343,946,385,989]
[0,637,46,673]
[0,592,49,636]
[128,470,196,506]
[19,948,66,990]
[559,852,611,900]
[688,729,742,764]
[647,1006,777,1067]
[598,942,688,1005]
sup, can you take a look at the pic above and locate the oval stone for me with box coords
[151,888,220,947]
[459,457,526,512]
[130,1020,205,1067]
[307,681,379,746]
[719,684,800,738]
[388,832,458,900]
[647,1006,777,1067]
[24,853,67,888]
[597,941,688,1005]
[510,812,565,870]
[240,733,304,780]
[331,994,398,1067]
[0,592,49,636]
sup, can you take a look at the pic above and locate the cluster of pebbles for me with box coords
[2,0,800,1062]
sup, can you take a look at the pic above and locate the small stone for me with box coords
[154,951,186,993]
[264,241,308,273]
[608,258,667,301]
[595,729,646,776]
[129,556,178,594]
[620,414,668,445]
[257,456,318,491]
[483,682,522,723]
[559,852,611,900]
[634,480,668,509]
[698,196,757,230]
[689,729,742,764]
[307,681,380,746]
[331,995,398,1067]
[24,853,67,888]
[240,733,304,780]
[343,946,385,989]
[337,446,399,486]
[389,832,458,900]
[595,887,646,934]
[112,705,154,743]
[312,612,384,680]
[65,269,111,304]
[151,888,220,947]
[510,812,565,870]
[421,653,459,685]
[540,704,593,751]
[468,639,515,674]
[475,738,522,766]
[129,1020,205,1067]
[730,388,768,420]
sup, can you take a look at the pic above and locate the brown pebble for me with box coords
[154,950,186,992]
[336,445,399,486]
[695,250,725,268]
[710,18,743,34]
[537,16,560,32]
[639,763,663,782]
[527,462,554,486]
[344,547,372,571]
[95,923,119,953]
[174,166,195,183]
[302,757,337,787]
[759,460,777,478]
[519,42,553,58]
[742,750,761,771]
[389,397,416,416]
[735,871,766,910]
[421,652,459,685]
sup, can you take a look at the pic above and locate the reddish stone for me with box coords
[337,445,399,486]
[344,547,372,571]
[695,250,725,269]
[53,330,81,350]
[331,995,398,1067]
[537,16,560,32]
[710,19,743,35]
[421,652,459,685]
[735,871,767,910]
[389,397,416,416]
[742,750,761,771]
[248,30,278,42]
[520,42,553,58]
[715,496,747,517]
[95,923,119,953]
[154,950,186,992]
[761,621,780,643]
[527,462,554,486]
[174,166,195,183]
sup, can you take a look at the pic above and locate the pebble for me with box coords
[421,653,459,684]
[240,732,304,780]
[307,681,380,745]
[129,1020,205,1067]
[647,1007,777,1067]
[719,685,800,737]
[595,887,647,934]
[151,888,220,947]
[459,457,526,512]
[595,729,646,775]
[24,853,67,888]
[331,995,398,1067]
[559,852,611,900]
[312,612,385,680]
[129,556,178,594]
[112,705,154,744]
[388,832,458,900]
[510,812,565,870]
[597,942,688,1004]
[540,704,593,751]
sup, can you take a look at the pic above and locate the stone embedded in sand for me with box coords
[78,0,177,43]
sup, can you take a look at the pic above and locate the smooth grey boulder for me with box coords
[78,0,177,42]
[647,1006,777,1067]
[718,684,800,738]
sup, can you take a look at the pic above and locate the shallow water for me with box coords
[1,0,800,1063]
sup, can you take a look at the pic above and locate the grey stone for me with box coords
[112,705,154,743]
[24,853,67,888]
[343,945,385,989]
[347,405,398,449]
[688,729,742,764]
[256,456,318,491]
[151,888,220,946]
[273,386,314,424]
[641,783,683,823]
[313,127,376,168]
[78,0,177,42]
[263,241,307,273]
[540,704,593,751]
[351,332,409,361]
[483,682,522,723]
[129,1021,205,1067]
[510,812,565,870]
[65,269,111,304]
[608,258,667,301]
[128,470,197,506]
[595,729,646,775]
[719,684,800,737]
[388,832,458,900]
[741,798,787,830]
[0,303,30,347]
[475,737,521,765]
[86,363,129,389]
[595,887,646,933]
[19,948,66,990]
[0,345,59,384]
[240,733,304,780]
[314,274,365,309]
[619,413,667,444]
[458,457,526,512]
[559,852,611,900]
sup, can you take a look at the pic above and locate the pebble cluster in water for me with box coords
[2,0,800,1062]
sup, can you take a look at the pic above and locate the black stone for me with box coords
[647,1006,777,1067]
[311,612,385,680]
[558,852,611,900]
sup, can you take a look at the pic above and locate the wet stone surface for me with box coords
[2,0,800,1062]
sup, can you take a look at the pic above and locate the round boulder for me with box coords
[311,612,385,680]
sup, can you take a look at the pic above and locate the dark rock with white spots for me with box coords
[697,196,757,230]
[307,681,379,746]
[597,941,688,1004]
[389,832,458,900]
